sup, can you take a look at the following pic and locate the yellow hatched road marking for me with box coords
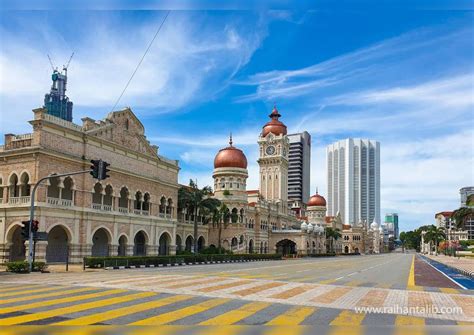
[395,315,426,326]
[54,294,192,325]
[0,286,61,298]
[266,306,315,325]
[328,326,363,335]
[407,254,416,290]
[195,325,245,335]
[131,298,230,325]
[318,279,337,285]
[0,287,97,305]
[0,285,33,293]
[0,291,155,325]
[199,301,271,325]
[330,310,365,326]
[263,325,308,335]
[0,289,127,314]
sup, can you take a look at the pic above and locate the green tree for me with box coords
[424,225,446,255]
[212,203,231,252]
[452,207,474,230]
[178,180,221,254]
[325,227,341,253]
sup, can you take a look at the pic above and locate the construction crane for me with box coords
[63,52,74,73]
[47,54,56,72]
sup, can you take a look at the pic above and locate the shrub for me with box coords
[5,261,47,273]
[83,253,282,268]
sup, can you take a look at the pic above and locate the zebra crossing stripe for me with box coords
[0,286,61,298]
[199,301,271,325]
[0,289,127,315]
[0,291,155,325]
[330,310,365,326]
[130,298,230,325]
[0,287,97,305]
[53,294,192,325]
[265,306,315,325]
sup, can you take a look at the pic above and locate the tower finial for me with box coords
[316,186,318,194]
[229,132,233,146]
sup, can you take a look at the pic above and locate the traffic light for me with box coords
[90,160,100,179]
[21,221,30,240]
[100,161,110,180]
[32,220,39,239]
[90,159,110,181]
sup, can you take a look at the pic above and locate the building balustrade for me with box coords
[47,197,73,207]
[118,207,128,214]
[103,204,113,211]
[8,196,31,205]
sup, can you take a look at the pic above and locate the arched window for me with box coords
[103,185,113,210]
[166,198,173,217]
[0,177,3,203]
[9,174,19,198]
[20,173,30,197]
[159,196,166,214]
[92,183,103,209]
[134,191,143,210]
[231,208,238,223]
[62,177,74,201]
[119,187,129,212]
[142,193,150,213]
[47,176,60,199]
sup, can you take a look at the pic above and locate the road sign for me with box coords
[34,232,48,241]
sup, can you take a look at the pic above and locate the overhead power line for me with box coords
[109,10,170,113]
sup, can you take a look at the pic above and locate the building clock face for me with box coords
[266,145,276,155]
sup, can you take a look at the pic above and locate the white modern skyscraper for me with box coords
[326,138,380,227]
[288,131,311,203]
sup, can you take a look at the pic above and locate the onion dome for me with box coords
[214,134,248,169]
[300,222,308,231]
[307,223,314,232]
[307,188,327,207]
[370,220,379,230]
[262,106,287,137]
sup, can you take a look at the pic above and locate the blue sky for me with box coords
[1,2,473,232]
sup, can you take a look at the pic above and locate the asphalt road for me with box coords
[1,253,473,327]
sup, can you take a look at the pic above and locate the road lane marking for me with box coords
[0,286,61,298]
[54,294,192,325]
[0,287,97,305]
[407,255,416,288]
[131,298,230,325]
[0,291,155,325]
[266,306,315,325]
[199,301,270,325]
[330,310,365,325]
[163,277,228,289]
[395,315,425,326]
[0,289,128,314]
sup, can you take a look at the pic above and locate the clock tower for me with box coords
[258,106,289,211]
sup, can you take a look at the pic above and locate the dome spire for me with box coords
[316,186,319,194]
[229,132,233,147]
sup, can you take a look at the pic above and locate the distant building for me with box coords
[44,67,73,121]
[327,138,381,227]
[384,213,399,239]
[435,211,468,242]
[287,132,311,204]
[460,186,474,207]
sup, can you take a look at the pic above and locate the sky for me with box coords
[0,1,473,233]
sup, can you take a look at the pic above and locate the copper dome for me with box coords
[214,135,248,169]
[262,106,287,137]
[308,190,326,207]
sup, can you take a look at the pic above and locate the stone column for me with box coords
[0,242,12,263]
[69,243,83,263]
[34,241,48,263]
[110,244,119,257]
[147,245,159,256]
[169,245,177,256]
[127,244,134,256]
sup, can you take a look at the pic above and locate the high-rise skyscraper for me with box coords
[287,131,311,203]
[384,213,399,239]
[44,66,73,121]
[327,138,380,227]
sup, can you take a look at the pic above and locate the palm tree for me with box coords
[178,180,221,254]
[212,203,231,252]
[424,225,446,256]
[325,227,342,253]
[452,207,474,230]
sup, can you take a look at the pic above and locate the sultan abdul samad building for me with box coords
[0,69,382,263]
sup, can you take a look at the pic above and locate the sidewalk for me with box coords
[423,254,474,278]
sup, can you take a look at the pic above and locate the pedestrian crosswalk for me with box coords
[0,281,472,326]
